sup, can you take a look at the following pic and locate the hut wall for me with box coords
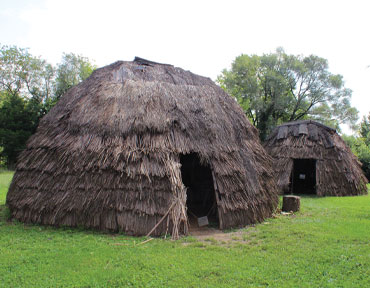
[8,164,176,236]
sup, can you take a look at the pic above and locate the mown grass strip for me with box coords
[0,171,369,287]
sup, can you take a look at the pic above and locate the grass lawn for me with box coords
[0,171,369,287]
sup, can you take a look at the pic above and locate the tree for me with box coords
[342,113,370,180]
[0,44,55,125]
[0,45,55,168]
[55,53,96,99]
[360,112,370,145]
[218,48,359,140]
[343,134,370,180]
[0,44,55,102]
[0,92,36,168]
[0,46,96,168]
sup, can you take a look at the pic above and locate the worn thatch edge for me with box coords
[277,120,336,132]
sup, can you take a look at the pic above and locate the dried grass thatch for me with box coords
[264,120,368,196]
[6,57,278,238]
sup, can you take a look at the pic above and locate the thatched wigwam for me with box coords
[7,57,278,238]
[264,120,368,196]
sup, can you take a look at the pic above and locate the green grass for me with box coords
[0,171,369,287]
[0,170,13,204]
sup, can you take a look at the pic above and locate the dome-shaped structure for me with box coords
[7,57,278,238]
[264,120,368,196]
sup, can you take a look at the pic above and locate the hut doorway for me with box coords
[291,159,317,194]
[180,153,219,228]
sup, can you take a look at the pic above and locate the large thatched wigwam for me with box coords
[264,120,368,196]
[7,57,278,238]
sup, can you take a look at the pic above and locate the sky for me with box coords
[1,0,370,131]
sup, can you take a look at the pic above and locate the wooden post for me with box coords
[282,195,300,212]
[211,168,223,229]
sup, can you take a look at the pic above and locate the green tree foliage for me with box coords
[343,134,370,181]
[359,112,370,145]
[218,48,359,140]
[0,45,54,102]
[343,113,370,180]
[0,45,52,167]
[0,92,36,167]
[55,53,96,100]
[0,45,95,168]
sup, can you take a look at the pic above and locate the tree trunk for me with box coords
[282,195,300,212]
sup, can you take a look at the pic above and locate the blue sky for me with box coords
[1,0,370,131]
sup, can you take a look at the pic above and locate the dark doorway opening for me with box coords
[291,159,317,194]
[180,153,219,227]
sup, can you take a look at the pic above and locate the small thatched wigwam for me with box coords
[264,120,368,196]
[7,57,278,238]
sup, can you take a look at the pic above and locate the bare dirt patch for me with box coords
[185,225,257,246]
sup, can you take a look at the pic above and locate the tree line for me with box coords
[1,45,370,180]
[217,48,358,140]
[217,48,370,179]
[0,44,96,168]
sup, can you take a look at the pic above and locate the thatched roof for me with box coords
[264,120,368,196]
[7,57,278,238]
